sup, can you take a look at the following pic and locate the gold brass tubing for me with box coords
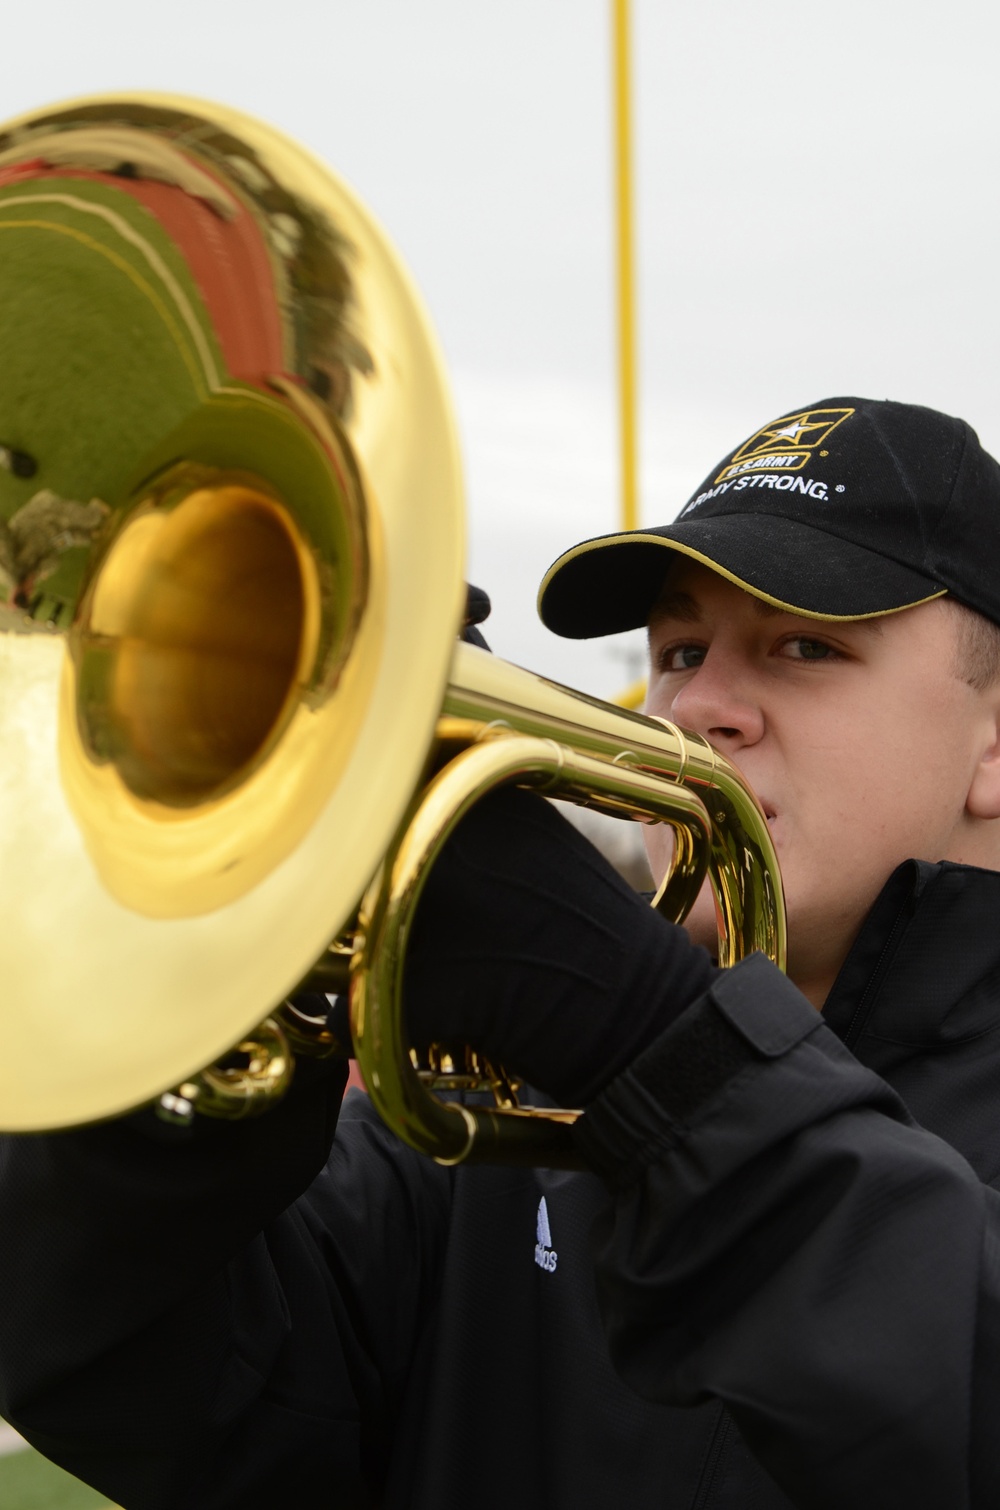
[354,735,582,1166]
[177,643,784,1136]
[300,940,355,996]
[648,785,712,925]
[158,1017,293,1124]
[353,730,722,1166]
[444,643,786,972]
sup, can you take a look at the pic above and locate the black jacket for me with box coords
[2,859,1000,1509]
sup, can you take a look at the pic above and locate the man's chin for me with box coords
[679,898,720,960]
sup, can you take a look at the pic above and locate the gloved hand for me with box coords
[404,784,717,1106]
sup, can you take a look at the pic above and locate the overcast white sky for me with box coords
[8,0,1000,692]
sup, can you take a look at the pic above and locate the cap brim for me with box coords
[538,513,946,638]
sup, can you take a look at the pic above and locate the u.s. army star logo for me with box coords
[715,407,854,483]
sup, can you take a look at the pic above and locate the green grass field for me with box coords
[0,1439,116,1508]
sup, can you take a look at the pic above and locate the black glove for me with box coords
[462,583,491,649]
[404,785,717,1106]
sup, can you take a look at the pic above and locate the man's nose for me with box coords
[665,655,764,748]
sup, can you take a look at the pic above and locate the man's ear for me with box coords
[966,699,1000,819]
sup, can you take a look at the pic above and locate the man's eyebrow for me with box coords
[647,590,702,627]
[745,597,885,633]
[647,589,785,627]
[648,587,885,633]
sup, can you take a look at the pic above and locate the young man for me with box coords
[540,392,1000,1009]
[2,396,1000,1510]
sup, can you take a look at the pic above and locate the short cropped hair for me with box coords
[946,598,1000,691]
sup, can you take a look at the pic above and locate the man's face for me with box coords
[643,560,1000,1003]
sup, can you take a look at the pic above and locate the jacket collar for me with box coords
[822,859,1000,1069]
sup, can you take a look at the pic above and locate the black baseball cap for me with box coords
[538,397,1000,637]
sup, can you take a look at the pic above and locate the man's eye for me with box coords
[784,637,834,661]
[661,643,706,671]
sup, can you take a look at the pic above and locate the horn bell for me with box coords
[0,94,464,1129]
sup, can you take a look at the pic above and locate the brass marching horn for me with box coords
[0,95,784,1165]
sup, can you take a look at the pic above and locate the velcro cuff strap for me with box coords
[633,954,819,1116]
[576,955,821,1176]
[709,951,821,1056]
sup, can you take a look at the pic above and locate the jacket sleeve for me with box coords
[0,1071,451,1510]
[575,953,1000,1510]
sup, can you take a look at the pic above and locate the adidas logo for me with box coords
[534,1196,558,1273]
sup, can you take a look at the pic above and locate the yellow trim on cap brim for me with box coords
[537,530,947,626]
